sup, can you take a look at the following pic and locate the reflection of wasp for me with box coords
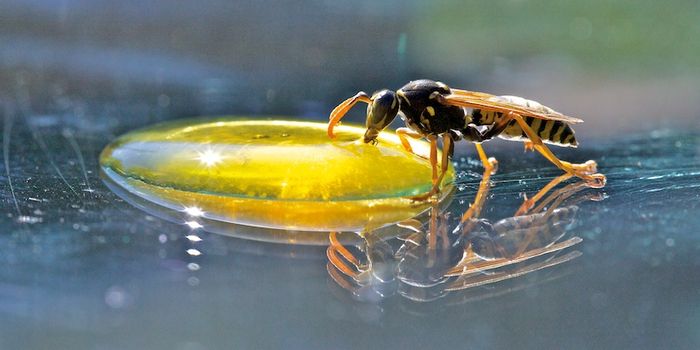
[328,79,606,200]
[326,170,603,303]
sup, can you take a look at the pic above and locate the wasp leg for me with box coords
[396,127,424,155]
[437,94,600,179]
[515,173,573,216]
[461,116,513,173]
[523,141,535,152]
[432,134,453,195]
[507,113,606,188]
[474,143,498,174]
[409,135,444,201]
[327,92,372,138]
[445,250,582,291]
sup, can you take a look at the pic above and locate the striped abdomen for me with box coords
[470,206,578,260]
[470,96,578,147]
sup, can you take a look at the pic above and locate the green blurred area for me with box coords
[413,0,700,77]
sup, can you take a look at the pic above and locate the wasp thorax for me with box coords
[364,90,399,143]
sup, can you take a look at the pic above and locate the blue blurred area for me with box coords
[2,0,698,132]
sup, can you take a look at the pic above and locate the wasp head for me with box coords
[363,90,399,144]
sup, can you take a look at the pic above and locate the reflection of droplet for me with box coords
[16,216,42,224]
[590,292,609,309]
[187,277,200,286]
[185,221,203,230]
[187,263,200,271]
[186,235,202,242]
[105,286,130,309]
[187,249,202,256]
[157,94,170,107]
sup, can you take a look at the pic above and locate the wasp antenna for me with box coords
[328,92,371,138]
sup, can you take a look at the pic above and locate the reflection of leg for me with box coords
[510,113,606,187]
[446,249,582,291]
[396,127,423,155]
[446,236,582,277]
[513,178,574,259]
[515,173,573,216]
[528,179,593,214]
[326,261,357,293]
[428,202,438,258]
[460,148,495,225]
[512,176,597,258]
[326,232,363,280]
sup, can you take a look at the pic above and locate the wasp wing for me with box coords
[444,89,584,124]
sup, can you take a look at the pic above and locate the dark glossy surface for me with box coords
[2,1,700,349]
[3,116,699,348]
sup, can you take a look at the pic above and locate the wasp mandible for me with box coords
[327,79,607,200]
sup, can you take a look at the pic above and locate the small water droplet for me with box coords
[187,277,200,286]
[105,286,130,309]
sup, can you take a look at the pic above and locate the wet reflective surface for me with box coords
[2,1,700,349]
[3,119,700,348]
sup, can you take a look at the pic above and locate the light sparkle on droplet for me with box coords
[183,206,204,217]
[196,148,223,167]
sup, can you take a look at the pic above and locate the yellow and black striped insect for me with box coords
[327,79,606,200]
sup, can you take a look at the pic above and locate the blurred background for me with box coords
[2,0,699,135]
[2,1,700,349]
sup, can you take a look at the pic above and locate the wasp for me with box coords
[327,79,606,200]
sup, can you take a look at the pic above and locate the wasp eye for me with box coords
[364,90,399,144]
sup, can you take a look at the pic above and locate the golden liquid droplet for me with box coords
[100,119,454,236]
